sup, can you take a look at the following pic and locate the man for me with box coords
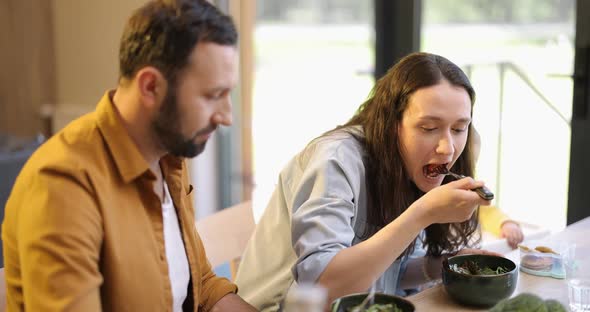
[2,0,257,311]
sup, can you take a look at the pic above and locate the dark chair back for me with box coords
[0,135,42,268]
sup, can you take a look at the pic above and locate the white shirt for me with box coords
[162,181,190,312]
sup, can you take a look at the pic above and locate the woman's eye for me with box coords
[453,128,467,133]
[421,127,436,132]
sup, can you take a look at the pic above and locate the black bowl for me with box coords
[442,254,518,307]
[331,292,415,312]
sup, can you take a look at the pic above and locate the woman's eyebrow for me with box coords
[418,116,472,123]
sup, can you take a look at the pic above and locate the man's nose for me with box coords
[213,97,233,126]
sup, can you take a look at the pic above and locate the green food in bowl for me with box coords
[450,259,509,275]
[331,293,415,312]
[442,254,518,307]
[346,303,401,312]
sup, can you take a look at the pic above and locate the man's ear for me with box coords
[135,67,168,111]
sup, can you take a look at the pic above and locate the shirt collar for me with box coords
[161,154,184,181]
[96,90,186,183]
[96,90,151,183]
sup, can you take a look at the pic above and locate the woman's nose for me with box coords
[436,134,454,155]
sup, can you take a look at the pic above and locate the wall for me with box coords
[0,0,55,137]
[51,0,223,218]
[51,0,146,128]
[0,0,242,218]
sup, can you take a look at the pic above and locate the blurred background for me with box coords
[1,0,589,238]
[250,0,585,235]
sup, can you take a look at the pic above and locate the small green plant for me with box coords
[489,293,567,312]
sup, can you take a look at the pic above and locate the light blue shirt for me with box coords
[235,128,423,311]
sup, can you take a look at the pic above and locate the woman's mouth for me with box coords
[423,163,449,178]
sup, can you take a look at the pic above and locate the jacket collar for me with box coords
[96,90,151,183]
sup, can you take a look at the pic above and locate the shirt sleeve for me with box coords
[196,232,238,311]
[16,168,103,311]
[478,205,511,237]
[290,142,361,284]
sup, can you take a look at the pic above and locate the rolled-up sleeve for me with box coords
[196,232,238,311]
[290,143,360,283]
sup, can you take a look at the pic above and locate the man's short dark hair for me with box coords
[119,0,237,84]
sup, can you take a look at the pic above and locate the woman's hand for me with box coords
[500,221,524,249]
[414,176,492,226]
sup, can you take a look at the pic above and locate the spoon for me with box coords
[518,245,533,253]
[443,256,452,271]
[350,280,376,312]
[534,246,559,255]
[519,245,559,255]
[425,165,495,200]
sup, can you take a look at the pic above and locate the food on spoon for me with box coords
[425,164,495,200]
[424,164,448,177]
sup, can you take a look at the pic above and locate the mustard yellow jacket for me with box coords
[2,91,235,311]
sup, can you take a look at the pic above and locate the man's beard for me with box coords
[152,88,208,158]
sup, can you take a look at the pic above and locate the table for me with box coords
[407,217,590,311]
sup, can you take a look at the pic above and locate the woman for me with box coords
[235,52,498,311]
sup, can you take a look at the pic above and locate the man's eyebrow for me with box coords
[206,86,230,93]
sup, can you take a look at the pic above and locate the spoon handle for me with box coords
[473,185,494,200]
[448,173,495,200]
[351,280,376,312]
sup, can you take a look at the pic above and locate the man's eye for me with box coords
[208,90,230,100]
[207,93,223,100]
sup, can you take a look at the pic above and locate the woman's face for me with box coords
[398,79,472,192]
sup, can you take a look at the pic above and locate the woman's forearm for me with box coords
[316,204,430,303]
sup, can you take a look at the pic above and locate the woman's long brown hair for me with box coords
[325,52,480,257]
